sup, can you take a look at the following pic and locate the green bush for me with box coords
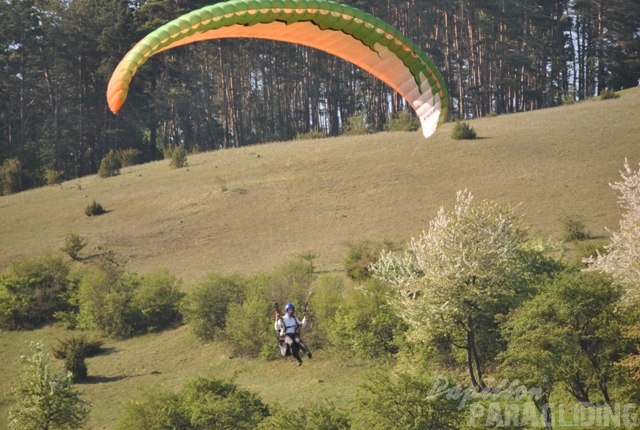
[452,121,477,140]
[268,257,316,307]
[385,110,420,132]
[9,342,89,429]
[61,231,87,260]
[77,270,144,337]
[64,341,88,382]
[0,254,71,330]
[133,270,185,332]
[0,157,22,195]
[84,200,104,216]
[170,146,188,168]
[76,268,185,337]
[117,377,269,429]
[117,148,141,167]
[98,150,121,177]
[560,215,591,241]
[183,273,245,342]
[44,167,64,185]
[257,401,350,429]
[343,112,371,135]
[295,129,328,140]
[224,295,273,358]
[85,200,106,216]
[599,89,619,100]
[351,372,466,429]
[305,275,345,347]
[51,335,104,360]
[328,278,406,358]
[344,240,393,281]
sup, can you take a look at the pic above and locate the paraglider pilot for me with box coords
[275,303,312,366]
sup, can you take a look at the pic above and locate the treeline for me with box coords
[1,0,639,192]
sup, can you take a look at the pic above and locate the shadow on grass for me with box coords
[81,374,129,384]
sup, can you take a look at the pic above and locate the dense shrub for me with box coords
[451,121,477,140]
[295,129,328,140]
[117,377,269,429]
[9,342,89,429]
[61,231,87,260]
[134,271,185,331]
[351,372,466,429]
[328,278,406,358]
[183,273,245,342]
[75,269,184,337]
[117,148,141,167]
[599,89,619,100]
[51,335,105,360]
[0,254,72,330]
[85,200,106,216]
[168,146,188,168]
[268,257,316,307]
[257,401,350,429]
[0,157,22,195]
[64,341,88,382]
[385,110,420,132]
[224,295,273,358]
[76,270,144,337]
[44,167,64,185]
[98,150,121,177]
[343,112,371,135]
[344,240,393,281]
[560,215,591,241]
[304,275,346,346]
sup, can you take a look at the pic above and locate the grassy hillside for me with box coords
[0,88,638,429]
[1,90,639,281]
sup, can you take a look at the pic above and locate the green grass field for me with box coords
[0,88,638,429]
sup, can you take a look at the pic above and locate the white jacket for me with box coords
[275,314,307,336]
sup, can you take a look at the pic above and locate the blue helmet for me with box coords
[284,303,295,312]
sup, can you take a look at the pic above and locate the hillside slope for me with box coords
[0,88,638,429]
[1,89,638,282]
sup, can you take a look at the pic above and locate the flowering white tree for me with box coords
[9,342,89,430]
[372,190,535,389]
[585,159,640,306]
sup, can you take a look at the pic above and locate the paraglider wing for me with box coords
[107,0,449,138]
